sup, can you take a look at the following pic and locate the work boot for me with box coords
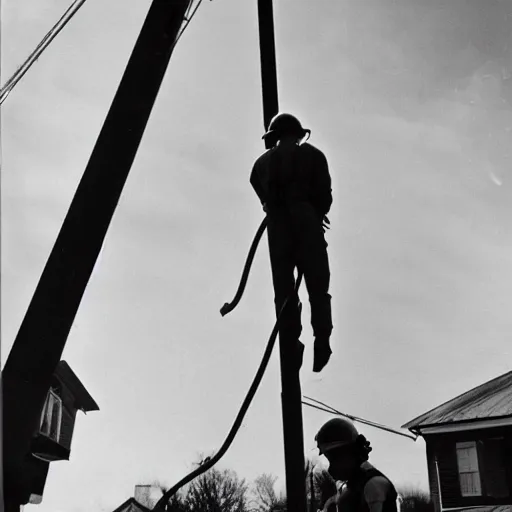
[313,336,332,373]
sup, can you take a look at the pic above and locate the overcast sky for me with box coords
[3,0,512,511]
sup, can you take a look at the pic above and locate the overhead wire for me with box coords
[0,0,206,106]
[173,0,205,50]
[0,0,88,105]
[302,395,418,442]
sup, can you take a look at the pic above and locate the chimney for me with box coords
[134,484,160,508]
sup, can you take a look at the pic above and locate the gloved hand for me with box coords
[322,215,330,233]
[262,202,268,213]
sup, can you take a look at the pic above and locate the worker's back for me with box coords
[250,142,332,218]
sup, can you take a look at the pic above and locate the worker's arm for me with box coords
[364,477,392,512]
[310,150,333,217]
[250,162,267,209]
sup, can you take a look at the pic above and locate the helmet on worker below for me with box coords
[262,113,311,142]
[315,417,359,455]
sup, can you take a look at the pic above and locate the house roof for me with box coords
[54,361,99,412]
[111,498,151,512]
[402,370,512,431]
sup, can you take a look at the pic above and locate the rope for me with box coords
[302,396,417,442]
[153,272,303,511]
[220,218,268,316]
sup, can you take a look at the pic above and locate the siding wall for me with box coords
[425,437,441,512]
[424,427,512,510]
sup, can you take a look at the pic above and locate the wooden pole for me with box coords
[257,0,279,149]
[257,2,307,511]
[2,0,192,506]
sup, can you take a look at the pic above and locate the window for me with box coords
[39,389,62,443]
[456,441,482,497]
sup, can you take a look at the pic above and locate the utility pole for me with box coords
[257,2,308,512]
[257,0,278,150]
[2,0,192,508]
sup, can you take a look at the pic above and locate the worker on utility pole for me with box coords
[315,418,399,512]
[250,113,333,372]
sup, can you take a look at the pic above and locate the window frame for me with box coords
[456,441,482,497]
[39,388,63,443]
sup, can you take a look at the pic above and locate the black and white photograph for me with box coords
[2,1,512,511]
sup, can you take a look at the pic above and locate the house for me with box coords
[112,485,162,512]
[23,360,99,505]
[111,497,151,512]
[402,371,512,512]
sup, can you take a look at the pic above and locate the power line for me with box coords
[0,0,206,106]
[0,0,88,105]
[302,395,418,442]
[172,0,204,50]
[2,0,194,506]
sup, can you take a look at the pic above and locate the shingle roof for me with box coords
[402,370,512,431]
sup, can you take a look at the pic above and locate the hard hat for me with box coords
[262,113,311,141]
[315,417,359,455]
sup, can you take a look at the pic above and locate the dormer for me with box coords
[31,360,98,463]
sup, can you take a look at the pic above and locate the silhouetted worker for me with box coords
[250,113,333,372]
[315,418,398,512]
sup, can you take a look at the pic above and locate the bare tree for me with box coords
[186,467,249,512]
[313,469,337,511]
[304,459,339,512]
[305,459,318,512]
[251,474,286,512]
[397,488,434,512]
[164,492,190,512]
[252,462,336,512]
[150,480,189,512]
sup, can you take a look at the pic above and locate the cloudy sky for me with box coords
[2,0,512,510]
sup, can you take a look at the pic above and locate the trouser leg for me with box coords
[296,220,332,340]
[294,212,333,372]
[267,217,304,370]
[267,219,302,342]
